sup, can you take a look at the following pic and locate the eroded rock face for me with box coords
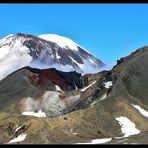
[0,67,86,117]
[26,67,83,91]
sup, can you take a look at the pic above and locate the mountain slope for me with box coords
[0,46,148,144]
[0,67,85,118]
[0,33,105,80]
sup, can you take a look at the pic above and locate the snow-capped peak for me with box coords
[0,33,106,80]
[0,34,14,40]
[0,34,14,44]
[5,34,14,38]
[38,34,79,51]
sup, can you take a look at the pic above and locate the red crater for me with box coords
[27,67,71,90]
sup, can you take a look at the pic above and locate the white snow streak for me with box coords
[21,109,46,117]
[77,138,112,144]
[91,101,96,106]
[104,81,112,89]
[91,138,112,144]
[15,125,23,132]
[115,116,140,137]
[132,104,148,118]
[74,81,78,90]
[55,85,62,92]
[55,52,61,59]
[100,94,107,101]
[69,56,85,69]
[80,81,96,92]
[7,134,27,144]
[70,129,78,135]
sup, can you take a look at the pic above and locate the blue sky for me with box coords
[0,4,148,68]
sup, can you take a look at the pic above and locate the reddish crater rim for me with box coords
[26,67,73,90]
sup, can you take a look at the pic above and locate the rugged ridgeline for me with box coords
[0,33,105,80]
[0,67,86,117]
[0,47,148,144]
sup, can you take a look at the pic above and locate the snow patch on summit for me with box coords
[38,34,79,51]
[80,81,96,92]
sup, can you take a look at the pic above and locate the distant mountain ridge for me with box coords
[0,33,106,80]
